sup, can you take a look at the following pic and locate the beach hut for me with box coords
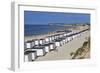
[24,52,29,62]
[79,33,81,36]
[49,43,56,50]
[28,51,37,61]
[59,34,63,38]
[56,34,60,39]
[62,37,66,44]
[24,51,37,62]
[48,36,52,43]
[54,39,62,47]
[55,41,60,47]
[60,38,64,45]
[70,35,73,40]
[67,31,73,36]
[75,33,78,38]
[45,46,50,52]
[77,33,81,37]
[44,37,50,43]
[65,37,68,43]
[42,44,50,53]
[39,39,45,45]
[63,33,67,37]
[51,35,55,41]
[25,41,32,49]
[34,39,40,46]
[66,32,70,36]
[72,34,76,39]
[31,40,35,47]
[73,33,77,38]
[54,35,58,40]
[67,36,71,42]
[47,43,56,50]
[71,35,73,41]
[31,46,46,56]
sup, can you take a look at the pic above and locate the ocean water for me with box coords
[24,25,72,36]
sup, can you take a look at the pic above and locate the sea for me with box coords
[24,25,74,36]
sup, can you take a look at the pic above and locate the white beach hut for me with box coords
[34,39,40,46]
[74,33,77,38]
[71,35,73,41]
[45,46,50,53]
[49,43,56,50]
[39,39,45,45]
[72,34,76,39]
[48,36,52,43]
[24,53,28,62]
[31,46,46,56]
[56,34,60,39]
[28,51,37,61]
[51,35,55,41]
[70,35,73,40]
[44,37,50,43]
[26,41,32,49]
[55,41,60,47]
[31,40,35,47]
[67,32,72,36]
[54,39,62,47]
[62,38,66,44]
[75,33,78,38]
[59,34,63,38]
[78,33,81,37]
[54,35,57,40]
[67,36,71,42]
[60,39,64,45]
[65,37,68,43]
[79,33,81,36]
[63,33,67,37]
[24,51,37,62]
[42,44,50,53]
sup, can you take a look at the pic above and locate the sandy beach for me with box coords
[34,30,90,61]
[24,25,90,61]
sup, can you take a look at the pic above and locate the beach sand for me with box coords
[35,29,90,61]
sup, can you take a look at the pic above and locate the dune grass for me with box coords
[71,37,90,59]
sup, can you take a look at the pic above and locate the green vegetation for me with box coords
[71,37,90,59]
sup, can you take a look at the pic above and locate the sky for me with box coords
[24,11,90,25]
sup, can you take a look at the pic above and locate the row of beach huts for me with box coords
[24,29,89,62]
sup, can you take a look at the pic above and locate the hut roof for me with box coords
[32,46,45,49]
[24,50,36,55]
[26,40,32,43]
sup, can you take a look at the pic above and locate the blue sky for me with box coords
[24,11,90,25]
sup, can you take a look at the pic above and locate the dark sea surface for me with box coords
[24,25,73,36]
